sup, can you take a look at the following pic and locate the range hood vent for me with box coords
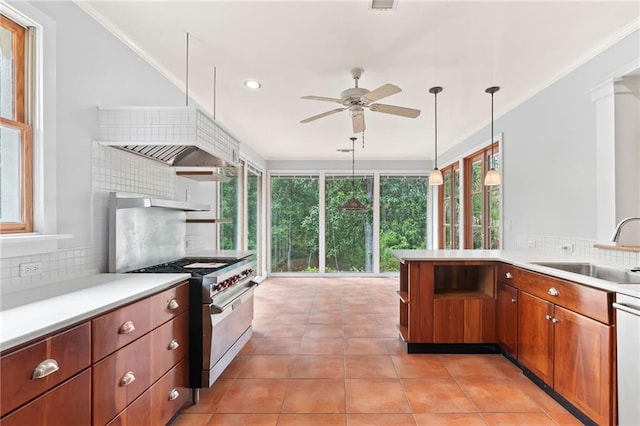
[97,106,240,168]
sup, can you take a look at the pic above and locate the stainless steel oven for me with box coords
[108,192,258,399]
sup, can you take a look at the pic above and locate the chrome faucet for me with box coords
[610,217,640,243]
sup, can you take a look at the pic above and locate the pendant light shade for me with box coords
[341,136,365,211]
[429,86,443,186]
[484,86,501,186]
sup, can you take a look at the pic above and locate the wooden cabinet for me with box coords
[496,281,518,358]
[0,322,91,420]
[1,369,92,426]
[0,281,190,426]
[398,261,495,345]
[92,282,190,425]
[514,268,614,425]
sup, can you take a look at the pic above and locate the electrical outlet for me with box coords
[527,240,536,248]
[559,244,574,253]
[20,262,42,276]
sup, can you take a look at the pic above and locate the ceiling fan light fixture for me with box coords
[429,86,443,186]
[244,80,261,90]
[484,86,501,186]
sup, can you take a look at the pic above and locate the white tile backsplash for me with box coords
[1,144,176,294]
[516,233,640,267]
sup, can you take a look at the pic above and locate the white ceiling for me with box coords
[79,1,639,161]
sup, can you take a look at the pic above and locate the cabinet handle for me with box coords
[545,314,553,320]
[31,359,59,380]
[551,318,560,324]
[511,298,517,303]
[168,339,180,350]
[119,371,136,387]
[168,299,180,310]
[547,287,559,297]
[118,320,136,334]
[505,272,513,279]
[168,389,180,401]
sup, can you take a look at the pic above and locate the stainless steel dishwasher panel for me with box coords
[614,293,640,426]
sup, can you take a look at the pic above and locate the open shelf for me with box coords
[397,290,409,304]
[398,324,408,342]
[433,264,495,298]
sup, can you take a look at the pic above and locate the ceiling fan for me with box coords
[300,68,421,134]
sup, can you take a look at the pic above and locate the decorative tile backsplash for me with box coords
[516,234,639,266]
[0,144,176,294]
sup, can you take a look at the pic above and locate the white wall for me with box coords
[440,30,640,249]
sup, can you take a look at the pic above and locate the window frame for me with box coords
[463,142,500,249]
[1,14,33,234]
[437,162,460,249]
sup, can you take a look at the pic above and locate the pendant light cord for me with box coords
[351,137,356,197]
[434,90,438,168]
[490,90,494,168]
[185,32,189,107]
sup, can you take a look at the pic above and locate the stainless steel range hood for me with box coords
[97,106,240,168]
[112,192,210,211]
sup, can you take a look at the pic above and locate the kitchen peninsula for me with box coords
[392,249,640,426]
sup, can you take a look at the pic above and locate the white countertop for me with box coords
[0,273,190,352]
[391,249,640,298]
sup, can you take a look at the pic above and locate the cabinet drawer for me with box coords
[106,359,190,426]
[151,358,191,425]
[0,322,91,417]
[92,333,153,426]
[92,297,152,362]
[1,369,91,426]
[497,262,517,283]
[516,268,612,324]
[151,311,189,379]
[151,282,189,328]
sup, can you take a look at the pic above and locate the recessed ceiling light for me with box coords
[244,80,261,89]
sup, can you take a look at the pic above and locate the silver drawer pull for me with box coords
[119,371,136,387]
[118,320,136,334]
[168,389,180,401]
[547,287,559,297]
[545,314,553,320]
[168,339,180,350]
[511,298,517,303]
[505,272,513,279]
[168,299,179,310]
[551,318,560,324]
[32,359,59,380]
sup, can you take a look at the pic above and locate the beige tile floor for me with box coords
[173,277,583,425]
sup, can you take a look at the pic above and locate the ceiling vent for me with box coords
[370,0,396,11]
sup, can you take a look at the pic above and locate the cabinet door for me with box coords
[518,292,554,385]
[553,306,612,425]
[496,282,518,357]
[433,298,464,343]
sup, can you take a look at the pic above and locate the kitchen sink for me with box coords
[532,262,640,284]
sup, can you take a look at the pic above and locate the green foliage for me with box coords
[220,176,238,250]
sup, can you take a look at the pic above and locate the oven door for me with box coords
[201,282,256,387]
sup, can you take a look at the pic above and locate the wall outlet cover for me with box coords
[20,262,42,276]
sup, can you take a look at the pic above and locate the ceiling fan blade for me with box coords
[352,109,365,134]
[300,107,347,123]
[301,95,344,104]
[362,83,401,103]
[369,103,421,118]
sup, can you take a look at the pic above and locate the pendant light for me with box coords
[341,136,366,211]
[484,86,501,186]
[429,86,443,186]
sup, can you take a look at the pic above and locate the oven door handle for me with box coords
[209,281,257,315]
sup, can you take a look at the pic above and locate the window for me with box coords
[324,174,374,272]
[379,175,428,272]
[219,169,239,250]
[0,14,32,233]
[438,163,460,249]
[464,143,500,249]
[270,175,319,272]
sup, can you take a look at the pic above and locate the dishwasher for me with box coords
[613,293,640,426]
